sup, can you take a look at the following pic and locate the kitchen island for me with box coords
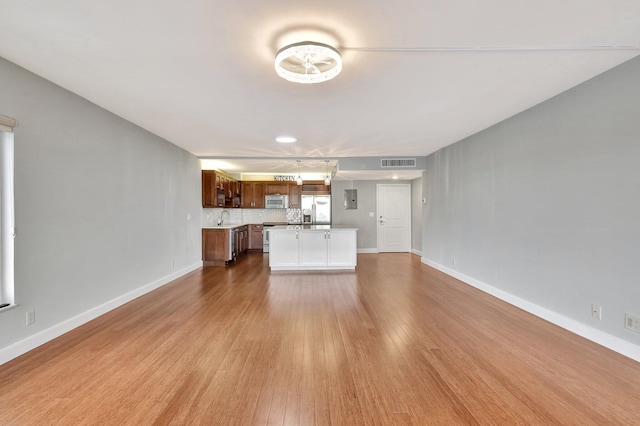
[268,225,358,271]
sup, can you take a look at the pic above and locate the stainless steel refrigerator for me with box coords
[301,195,331,225]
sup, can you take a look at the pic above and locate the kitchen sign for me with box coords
[273,175,297,182]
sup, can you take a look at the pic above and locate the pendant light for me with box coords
[296,160,303,185]
[324,160,331,185]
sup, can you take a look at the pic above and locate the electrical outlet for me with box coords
[26,310,35,326]
[591,304,602,320]
[625,313,640,332]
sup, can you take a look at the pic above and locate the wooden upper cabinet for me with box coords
[288,183,301,208]
[301,180,331,195]
[202,170,216,207]
[202,170,224,207]
[210,177,330,209]
[222,177,233,208]
[264,183,289,196]
[222,177,229,197]
[241,182,265,208]
[253,183,265,208]
[202,170,240,208]
[240,182,252,208]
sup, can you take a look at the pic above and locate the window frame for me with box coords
[0,115,16,310]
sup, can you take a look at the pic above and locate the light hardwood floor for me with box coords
[1,253,639,425]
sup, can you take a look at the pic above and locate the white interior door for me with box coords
[377,184,411,252]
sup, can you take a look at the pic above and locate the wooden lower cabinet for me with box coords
[203,225,248,266]
[236,225,248,256]
[202,229,232,266]
[249,224,263,250]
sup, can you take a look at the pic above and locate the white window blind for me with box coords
[1,115,16,309]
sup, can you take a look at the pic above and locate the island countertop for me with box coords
[268,224,358,231]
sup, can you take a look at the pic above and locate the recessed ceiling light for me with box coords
[275,135,297,143]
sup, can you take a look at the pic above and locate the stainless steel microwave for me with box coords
[265,194,289,209]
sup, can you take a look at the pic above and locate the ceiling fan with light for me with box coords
[275,41,343,84]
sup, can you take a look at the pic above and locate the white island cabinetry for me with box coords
[327,230,357,267]
[269,226,357,271]
[300,230,328,266]
[269,229,299,267]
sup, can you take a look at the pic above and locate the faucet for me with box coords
[217,209,230,226]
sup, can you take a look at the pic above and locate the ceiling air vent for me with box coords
[381,158,416,168]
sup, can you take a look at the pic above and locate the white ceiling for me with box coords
[1,1,639,178]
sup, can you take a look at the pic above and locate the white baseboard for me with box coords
[0,261,203,366]
[357,248,379,254]
[421,257,640,363]
[358,248,422,255]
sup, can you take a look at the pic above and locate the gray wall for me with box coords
[0,58,202,351]
[422,55,640,346]
[331,180,378,250]
[331,179,417,251]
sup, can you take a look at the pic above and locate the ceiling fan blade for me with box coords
[294,53,315,62]
[286,56,304,65]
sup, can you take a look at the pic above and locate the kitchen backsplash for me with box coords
[202,208,301,226]
[286,208,301,223]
